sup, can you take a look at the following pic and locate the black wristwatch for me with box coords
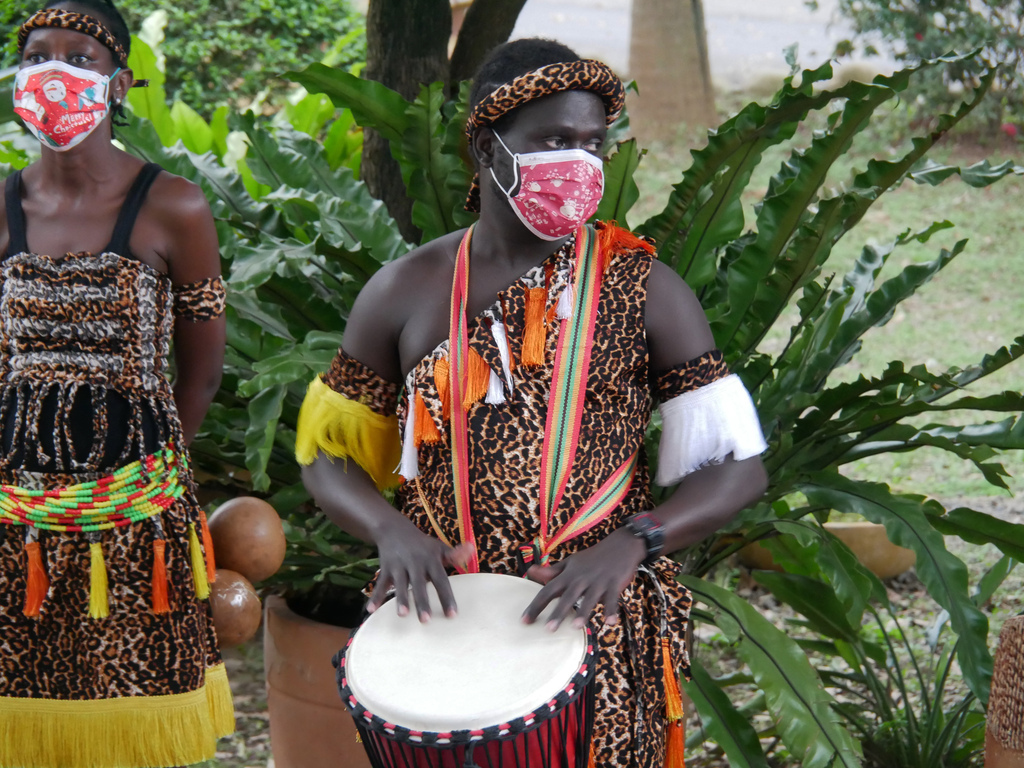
[624,512,665,565]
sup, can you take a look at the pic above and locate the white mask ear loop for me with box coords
[488,130,522,198]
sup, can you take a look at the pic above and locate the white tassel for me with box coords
[485,369,505,404]
[398,387,419,480]
[490,321,515,393]
[556,284,574,320]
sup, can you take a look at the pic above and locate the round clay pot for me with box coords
[264,595,371,768]
[986,616,1024,768]
[210,569,262,648]
[738,521,916,579]
[986,733,1024,768]
[208,496,286,583]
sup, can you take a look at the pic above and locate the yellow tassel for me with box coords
[199,509,217,583]
[462,347,490,409]
[434,357,451,421]
[414,391,441,446]
[23,540,49,617]
[522,287,548,366]
[88,541,110,619]
[188,524,210,600]
[662,636,685,768]
[294,378,402,490]
[152,539,170,614]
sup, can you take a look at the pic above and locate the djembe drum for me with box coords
[335,572,596,768]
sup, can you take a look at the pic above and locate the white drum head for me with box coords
[341,572,591,733]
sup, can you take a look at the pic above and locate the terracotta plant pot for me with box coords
[264,595,370,768]
[739,521,916,579]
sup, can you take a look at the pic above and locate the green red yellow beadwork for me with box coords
[0,448,186,532]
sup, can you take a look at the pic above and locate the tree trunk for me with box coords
[362,0,452,242]
[628,0,716,141]
[449,0,530,95]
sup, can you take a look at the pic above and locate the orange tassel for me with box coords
[434,358,451,421]
[414,391,442,446]
[522,287,548,366]
[23,540,49,617]
[598,221,655,273]
[462,347,490,409]
[199,509,217,582]
[665,720,685,768]
[152,539,170,614]
[588,743,597,768]
[662,636,686,768]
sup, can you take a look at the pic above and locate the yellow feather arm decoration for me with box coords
[294,376,403,490]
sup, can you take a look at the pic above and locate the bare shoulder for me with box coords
[645,258,716,371]
[343,229,464,382]
[147,171,213,224]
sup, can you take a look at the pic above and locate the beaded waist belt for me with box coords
[0,447,187,532]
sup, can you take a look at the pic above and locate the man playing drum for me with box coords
[298,38,769,767]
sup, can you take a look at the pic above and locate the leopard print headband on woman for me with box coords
[464,59,626,212]
[18,9,128,68]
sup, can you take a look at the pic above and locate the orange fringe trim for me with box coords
[522,287,548,366]
[414,391,442,446]
[597,221,656,273]
[23,540,49,617]
[152,539,170,614]
[199,510,216,583]
[434,358,451,422]
[462,347,491,409]
[662,636,685,768]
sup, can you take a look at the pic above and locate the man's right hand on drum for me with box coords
[366,517,474,621]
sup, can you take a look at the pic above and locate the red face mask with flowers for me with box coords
[490,131,605,241]
[13,61,117,151]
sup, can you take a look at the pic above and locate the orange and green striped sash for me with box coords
[447,224,637,574]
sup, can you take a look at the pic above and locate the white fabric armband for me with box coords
[655,374,768,486]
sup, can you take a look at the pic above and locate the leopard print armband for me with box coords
[652,349,730,403]
[173,276,226,322]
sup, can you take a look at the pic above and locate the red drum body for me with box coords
[335,573,596,768]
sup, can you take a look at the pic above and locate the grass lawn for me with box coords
[631,98,1024,500]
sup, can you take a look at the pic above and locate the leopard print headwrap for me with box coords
[18,9,128,68]
[464,59,626,213]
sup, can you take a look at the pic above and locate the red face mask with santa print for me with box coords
[490,131,605,241]
[13,61,116,151]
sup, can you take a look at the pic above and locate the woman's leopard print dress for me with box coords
[0,164,233,767]
[326,227,721,767]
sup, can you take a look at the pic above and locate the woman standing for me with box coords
[0,2,233,766]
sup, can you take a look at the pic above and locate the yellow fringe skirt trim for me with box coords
[294,376,402,490]
[0,663,234,768]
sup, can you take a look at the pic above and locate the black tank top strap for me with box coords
[4,171,28,258]
[105,162,163,256]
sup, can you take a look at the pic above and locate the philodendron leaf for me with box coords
[285,63,411,143]
[244,385,286,493]
[680,576,863,768]
[799,473,993,704]
[126,36,173,144]
[682,660,771,768]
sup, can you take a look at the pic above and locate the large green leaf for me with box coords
[595,139,643,227]
[245,385,287,492]
[682,660,771,768]
[125,36,174,144]
[799,473,992,704]
[285,63,411,142]
[399,82,475,242]
[927,507,1024,561]
[680,576,863,768]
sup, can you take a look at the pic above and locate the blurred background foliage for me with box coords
[0,0,365,114]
